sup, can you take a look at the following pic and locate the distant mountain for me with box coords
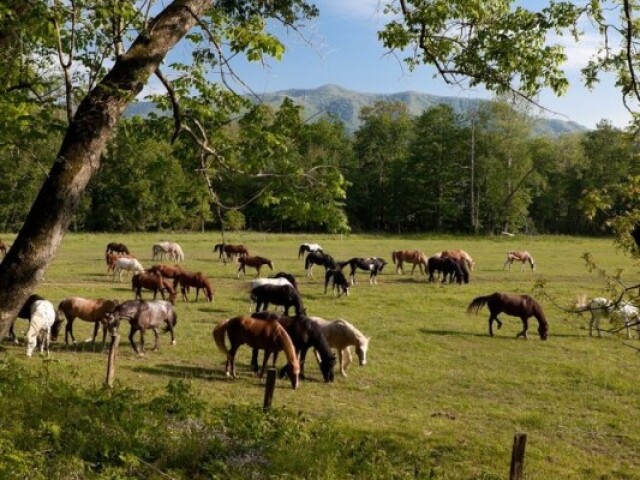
[126,84,588,136]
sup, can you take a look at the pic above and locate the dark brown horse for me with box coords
[213,243,249,263]
[237,255,273,277]
[105,242,130,255]
[174,271,214,302]
[467,292,548,340]
[132,272,177,304]
[213,315,300,389]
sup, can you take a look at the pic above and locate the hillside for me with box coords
[127,84,588,136]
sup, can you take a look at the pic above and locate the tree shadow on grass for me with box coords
[419,327,585,340]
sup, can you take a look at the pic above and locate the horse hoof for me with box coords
[171,340,176,346]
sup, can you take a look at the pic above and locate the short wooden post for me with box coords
[262,368,277,412]
[105,333,120,388]
[509,432,527,480]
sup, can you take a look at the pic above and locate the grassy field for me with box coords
[2,232,640,479]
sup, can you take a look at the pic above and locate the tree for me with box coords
[0,0,318,339]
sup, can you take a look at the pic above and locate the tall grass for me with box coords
[1,232,639,478]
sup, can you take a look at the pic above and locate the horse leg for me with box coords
[516,317,529,339]
[228,344,240,378]
[259,349,271,379]
[250,348,260,374]
[129,327,141,355]
[488,315,502,336]
[298,347,307,380]
[65,317,76,345]
[91,321,100,349]
[151,327,160,350]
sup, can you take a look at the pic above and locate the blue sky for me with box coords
[225,0,632,130]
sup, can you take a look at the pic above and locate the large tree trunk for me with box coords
[0,0,211,340]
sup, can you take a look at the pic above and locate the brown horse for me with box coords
[504,251,535,271]
[213,315,300,389]
[54,297,119,347]
[148,263,185,279]
[174,271,214,302]
[467,292,548,340]
[441,249,475,271]
[213,243,249,263]
[391,250,428,275]
[237,255,273,277]
[132,271,177,304]
[0,239,7,258]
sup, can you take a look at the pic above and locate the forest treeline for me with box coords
[1,98,635,235]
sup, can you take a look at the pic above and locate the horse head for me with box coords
[355,337,370,366]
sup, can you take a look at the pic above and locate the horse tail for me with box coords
[213,318,230,355]
[467,295,491,314]
[205,280,214,302]
[391,251,397,264]
[164,307,177,332]
[298,245,304,259]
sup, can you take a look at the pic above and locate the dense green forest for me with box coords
[1,97,636,235]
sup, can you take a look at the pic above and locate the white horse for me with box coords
[26,299,57,357]
[575,295,640,339]
[167,242,184,262]
[113,257,144,282]
[152,241,172,260]
[504,251,535,271]
[308,317,369,377]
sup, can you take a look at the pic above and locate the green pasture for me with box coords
[2,232,640,479]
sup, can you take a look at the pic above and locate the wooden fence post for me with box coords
[263,368,277,412]
[105,333,120,388]
[509,432,527,480]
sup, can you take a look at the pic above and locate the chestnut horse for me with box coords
[147,263,185,280]
[54,297,119,347]
[237,255,273,277]
[467,292,548,340]
[504,251,535,271]
[132,272,177,304]
[213,315,300,389]
[391,250,428,275]
[441,249,475,271]
[174,271,214,302]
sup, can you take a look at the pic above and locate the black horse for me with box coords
[250,283,306,316]
[341,257,387,285]
[324,269,350,296]
[272,271,298,291]
[427,257,469,284]
[105,242,130,255]
[304,251,337,277]
[250,311,336,382]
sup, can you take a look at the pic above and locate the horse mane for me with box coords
[274,322,300,375]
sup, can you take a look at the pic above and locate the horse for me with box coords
[26,299,57,357]
[391,250,428,275]
[105,251,135,275]
[132,272,177,304]
[298,243,323,259]
[308,316,370,377]
[342,257,387,285]
[237,255,273,277]
[166,242,185,262]
[575,295,640,339]
[112,257,144,282]
[213,243,249,263]
[105,242,129,255]
[9,294,52,344]
[504,251,535,271]
[173,271,214,302]
[304,251,337,277]
[427,256,469,284]
[272,272,298,291]
[212,315,300,389]
[251,283,306,316]
[248,276,296,311]
[467,292,549,340]
[152,241,173,261]
[54,297,119,347]
[104,300,177,355]
[249,312,336,382]
[0,239,7,258]
[324,269,350,296]
[440,249,475,271]
[147,263,185,280]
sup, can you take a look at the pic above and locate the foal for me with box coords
[237,255,273,277]
[504,251,535,271]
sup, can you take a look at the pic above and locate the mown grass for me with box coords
[1,232,640,479]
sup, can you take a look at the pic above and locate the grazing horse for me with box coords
[147,264,185,280]
[26,300,57,357]
[174,271,214,302]
[164,242,184,262]
[250,312,336,382]
[272,272,298,291]
[248,275,296,311]
[324,269,350,296]
[105,242,129,255]
[308,316,370,377]
[105,251,135,275]
[251,283,306,316]
[104,300,177,355]
[132,272,177,304]
[237,255,273,277]
[298,243,323,259]
[151,241,172,261]
[0,239,7,258]
[575,295,640,339]
[213,243,249,263]
[391,250,428,275]
[304,251,337,277]
[504,251,535,271]
[342,257,387,285]
[427,256,469,284]
[441,249,475,271]
[9,294,55,344]
[54,297,119,347]
[212,315,300,389]
[467,292,549,340]
[112,257,144,282]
